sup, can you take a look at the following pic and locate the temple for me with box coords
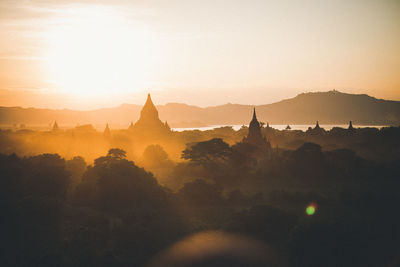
[103,123,111,138]
[348,121,354,130]
[306,120,325,135]
[129,94,171,134]
[52,121,59,132]
[242,108,271,151]
[314,121,320,130]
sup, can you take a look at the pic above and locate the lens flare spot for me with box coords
[306,203,317,215]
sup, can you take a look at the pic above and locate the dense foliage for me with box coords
[1,127,399,266]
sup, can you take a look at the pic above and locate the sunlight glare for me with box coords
[45,7,155,97]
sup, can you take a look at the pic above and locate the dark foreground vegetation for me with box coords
[1,127,400,266]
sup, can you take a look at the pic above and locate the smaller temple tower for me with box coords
[242,108,271,151]
[314,121,320,130]
[348,121,354,130]
[103,123,111,139]
[247,108,263,142]
[52,121,59,132]
[164,121,171,131]
[307,120,325,135]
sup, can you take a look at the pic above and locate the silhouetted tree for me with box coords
[142,144,174,169]
[226,205,297,246]
[77,148,168,211]
[178,179,224,206]
[0,153,70,266]
[22,153,70,199]
[107,148,126,159]
[182,138,232,168]
[66,156,86,191]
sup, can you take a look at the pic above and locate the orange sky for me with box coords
[0,0,399,109]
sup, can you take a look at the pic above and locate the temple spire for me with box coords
[348,121,354,130]
[139,93,159,121]
[146,93,152,104]
[243,107,271,151]
[143,93,156,110]
[129,93,171,134]
[103,123,111,138]
[52,121,59,131]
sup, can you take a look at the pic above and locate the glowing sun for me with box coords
[44,7,155,97]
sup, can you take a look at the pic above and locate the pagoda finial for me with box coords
[104,123,111,137]
[348,120,353,130]
[164,121,170,130]
[252,107,257,120]
[52,120,59,131]
[146,93,152,104]
[144,93,156,109]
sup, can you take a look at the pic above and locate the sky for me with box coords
[0,0,399,109]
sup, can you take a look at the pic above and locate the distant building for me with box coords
[348,121,354,130]
[104,123,111,138]
[265,122,274,135]
[242,108,271,151]
[52,121,59,132]
[164,121,171,131]
[129,94,171,134]
[314,121,320,130]
[306,120,325,134]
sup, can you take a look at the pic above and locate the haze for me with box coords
[0,0,399,109]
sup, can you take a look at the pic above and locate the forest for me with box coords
[0,125,399,266]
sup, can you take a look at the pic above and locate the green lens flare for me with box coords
[306,205,316,215]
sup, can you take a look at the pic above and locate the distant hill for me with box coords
[0,91,399,128]
[255,90,400,125]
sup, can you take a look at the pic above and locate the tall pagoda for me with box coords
[242,108,271,151]
[129,94,170,134]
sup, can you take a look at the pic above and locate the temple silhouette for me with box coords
[243,108,271,151]
[129,94,171,135]
[52,121,59,132]
[306,120,326,134]
[103,123,111,139]
[348,120,354,130]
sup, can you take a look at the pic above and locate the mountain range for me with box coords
[1,90,399,128]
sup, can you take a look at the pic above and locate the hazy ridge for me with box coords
[1,90,399,127]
